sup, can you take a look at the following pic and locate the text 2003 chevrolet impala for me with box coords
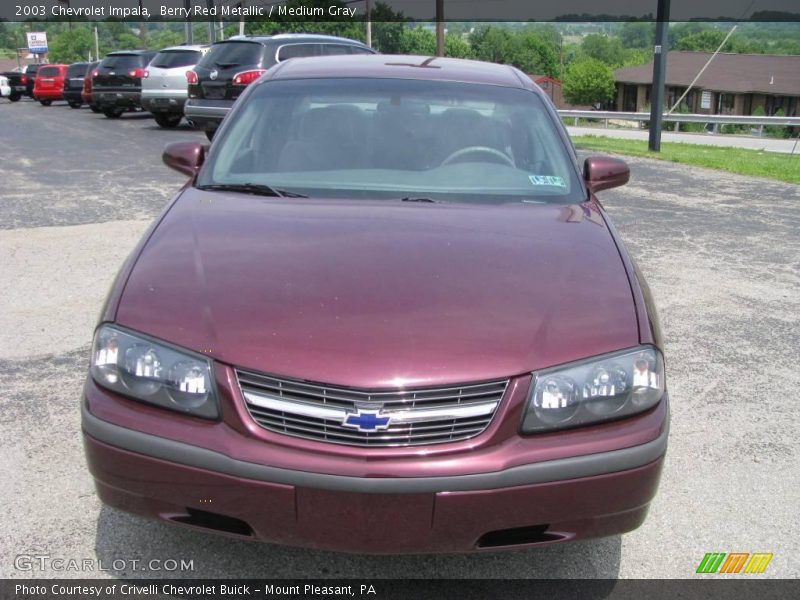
[82,55,667,553]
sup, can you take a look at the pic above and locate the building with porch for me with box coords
[614,51,800,116]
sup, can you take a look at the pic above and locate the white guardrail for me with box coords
[558,110,800,135]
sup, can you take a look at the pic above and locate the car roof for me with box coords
[267,54,535,90]
[218,34,370,47]
[158,44,210,52]
[106,50,153,56]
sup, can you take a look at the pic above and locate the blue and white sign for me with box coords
[26,32,48,54]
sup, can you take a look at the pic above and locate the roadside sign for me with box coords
[26,32,48,54]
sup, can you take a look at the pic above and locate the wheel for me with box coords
[39,99,52,106]
[205,127,216,142]
[103,108,123,119]
[89,104,102,113]
[68,100,82,109]
[154,113,182,128]
[9,93,20,102]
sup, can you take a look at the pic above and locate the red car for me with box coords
[32,64,67,105]
[83,55,668,553]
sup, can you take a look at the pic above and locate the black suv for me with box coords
[63,61,90,108]
[92,50,157,118]
[184,34,375,140]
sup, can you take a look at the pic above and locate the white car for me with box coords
[0,75,11,99]
[141,44,209,128]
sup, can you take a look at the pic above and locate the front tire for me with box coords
[154,113,182,128]
[103,108,123,119]
[39,99,52,106]
[89,104,102,113]
[68,100,82,109]
[9,93,20,102]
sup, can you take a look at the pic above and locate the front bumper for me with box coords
[82,370,668,553]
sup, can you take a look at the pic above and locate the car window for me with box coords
[150,50,203,69]
[38,66,60,77]
[67,63,88,78]
[99,55,144,70]
[276,44,320,62]
[199,42,262,68]
[201,78,583,204]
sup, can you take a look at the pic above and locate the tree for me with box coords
[48,27,94,63]
[444,33,473,59]
[675,30,732,52]
[581,33,625,67]
[371,2,405,53]
[470,26,558,76]
[562,57,616,106]
[620,22,654,49]
[398,27,436,55]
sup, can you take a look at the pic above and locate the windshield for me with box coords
[199,78,583,204]
[151,50,202,69]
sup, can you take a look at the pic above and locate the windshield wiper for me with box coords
[196,183,308,198]
[400,196,438,203]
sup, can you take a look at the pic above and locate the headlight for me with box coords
[91,324,218,419]
[521,346,664,433]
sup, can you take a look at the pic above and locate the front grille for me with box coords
[237,369,508,447]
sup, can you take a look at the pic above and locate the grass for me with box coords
[572,135,800,185]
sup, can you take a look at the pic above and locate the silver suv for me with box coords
[142,45,209,128]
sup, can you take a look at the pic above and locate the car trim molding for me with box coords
[81,398,668,494]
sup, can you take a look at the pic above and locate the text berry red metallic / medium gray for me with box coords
[82,55,668,553]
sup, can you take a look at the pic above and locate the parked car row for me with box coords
[8,33,375,139]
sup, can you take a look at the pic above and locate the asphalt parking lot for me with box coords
[1,98,798,579]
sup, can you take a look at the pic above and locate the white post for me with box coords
[94,26,99,60]
[366,0,372,48]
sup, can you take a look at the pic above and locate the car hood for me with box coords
[116,190,638,388]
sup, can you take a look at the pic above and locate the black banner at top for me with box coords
[4,0,800,23]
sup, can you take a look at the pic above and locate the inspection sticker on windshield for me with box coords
[529,175,566,188]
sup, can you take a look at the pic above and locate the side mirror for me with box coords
[584,156,630,193]
[163,141,205,176]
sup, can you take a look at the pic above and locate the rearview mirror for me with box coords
[163,141,205,177]
[583,156,630,193]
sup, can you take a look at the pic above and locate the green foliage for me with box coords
[572,135,800,185]
[47,27,94,63]
[619,22,654,49]
[470,26,557,76]
[580,34,625,67]
[398,27,436,55]
[562,57,615,106]
[444,33,473,59]
[765,109,791,139]
[675,30,732,52]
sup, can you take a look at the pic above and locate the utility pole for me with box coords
[239,1,246,37]
[648,0,670,152]
[185,0,193,45]
[206,0,215,43]
[365,0,372,48]
[435,0,444,57]
[138,0,147,48]
[94,26,99,61]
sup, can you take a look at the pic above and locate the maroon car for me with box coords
[83,55,668,553]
